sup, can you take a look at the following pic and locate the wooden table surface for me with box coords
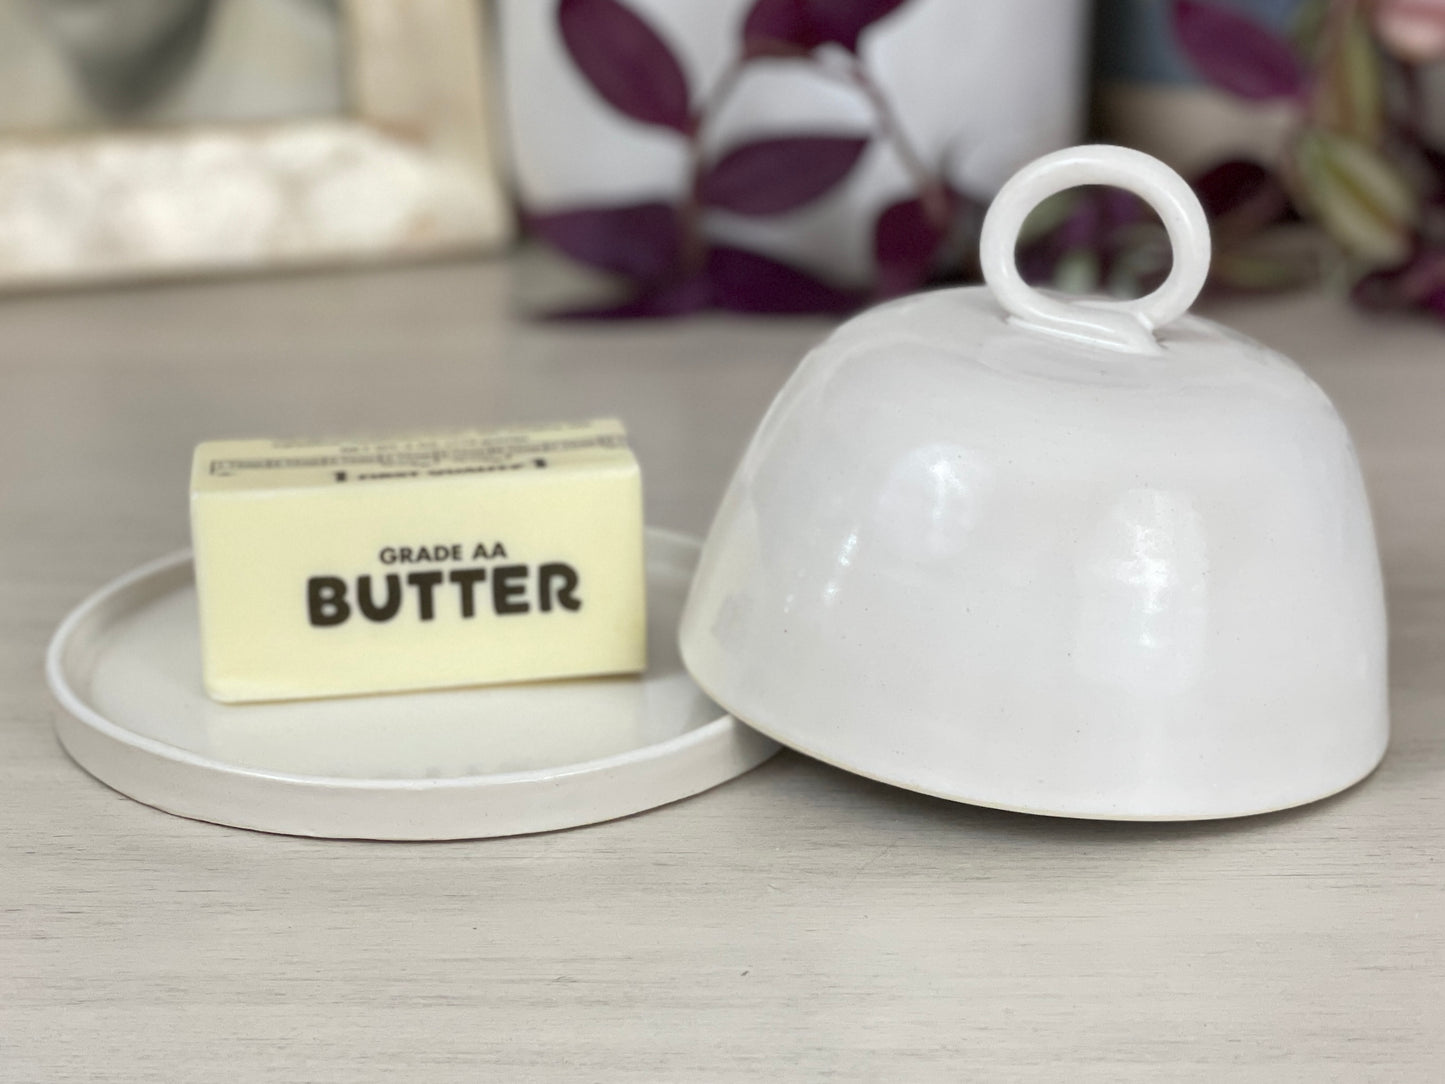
[3,261,1443,1081]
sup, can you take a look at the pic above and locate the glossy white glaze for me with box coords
[680,147,1388,820]
[981,145,1211,354]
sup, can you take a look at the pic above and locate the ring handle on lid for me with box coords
[980,145,1211,355]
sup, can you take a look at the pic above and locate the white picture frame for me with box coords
[0,0,511,291]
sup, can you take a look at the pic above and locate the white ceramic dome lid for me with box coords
[679,144,1388,821]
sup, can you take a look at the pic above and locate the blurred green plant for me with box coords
[1034,0,1445,318]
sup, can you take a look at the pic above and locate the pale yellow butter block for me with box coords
[190,420,646,703]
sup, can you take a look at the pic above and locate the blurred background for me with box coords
[0,0,1440,322]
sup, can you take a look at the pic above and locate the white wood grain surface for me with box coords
[2,262,1443,1081]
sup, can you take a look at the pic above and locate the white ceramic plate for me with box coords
[47,528,777,840]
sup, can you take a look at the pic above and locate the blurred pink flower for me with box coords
[1374,0,1445,62]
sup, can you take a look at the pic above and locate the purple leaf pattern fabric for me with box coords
[558,0,693,131]
[1172,0,1307,100]
[527,203,681,282]
[743,0,911,54]
[873,196,946,296]
[700,136,869,215]
[707,247,862,313]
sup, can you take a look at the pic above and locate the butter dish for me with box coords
[48,529,777,839]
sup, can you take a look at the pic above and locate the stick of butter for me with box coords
[190,419,646,703]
